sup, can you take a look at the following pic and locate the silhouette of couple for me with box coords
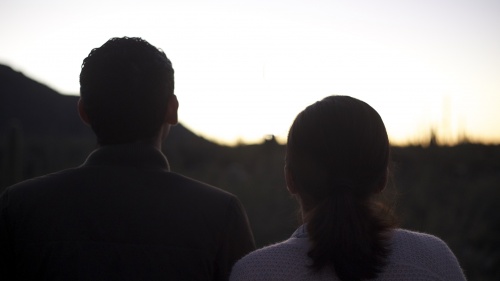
[0,37,466,280]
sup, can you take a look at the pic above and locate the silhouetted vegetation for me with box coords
[1,64,498,280]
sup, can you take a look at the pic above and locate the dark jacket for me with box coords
[0,143,255,280]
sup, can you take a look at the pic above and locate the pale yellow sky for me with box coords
[1,0,499,145]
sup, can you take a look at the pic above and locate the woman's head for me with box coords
[285,96,394,281]
[286,95,389,210]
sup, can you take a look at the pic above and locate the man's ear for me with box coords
[285,166,298,195]
[78,98,91,126]
[164,94,179,125]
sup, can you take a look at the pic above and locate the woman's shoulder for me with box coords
[391,229,454,256]
[231,237,309,269]
[230,237,318,281]
[385,229,466,280]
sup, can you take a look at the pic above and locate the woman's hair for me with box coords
[285,96,396,281]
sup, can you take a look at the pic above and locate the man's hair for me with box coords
[80,37,174,145]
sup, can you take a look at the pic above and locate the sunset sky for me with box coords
[1,0,499,145]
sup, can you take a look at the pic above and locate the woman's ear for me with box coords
[164,94,179,125]
[285,165,298,195]
[376,168,389,193]
[77,98,91,126]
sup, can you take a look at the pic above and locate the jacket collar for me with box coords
[82,143,170,171]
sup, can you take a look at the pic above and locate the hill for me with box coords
[0,64,207,144]
[0,65,91,138]
[0,63,220,187]
[0,64,499,280]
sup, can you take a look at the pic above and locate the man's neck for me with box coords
[97,138,162,151]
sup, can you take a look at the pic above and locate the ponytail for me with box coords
[306,190,392,281]
[285,95,395,280]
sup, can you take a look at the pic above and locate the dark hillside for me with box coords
[0,65,91,138]
[0,64,498,280]
[0,63,215,187]
[0,64,212,146]
[391,145,500,280]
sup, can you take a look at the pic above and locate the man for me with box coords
[0,37,255,280]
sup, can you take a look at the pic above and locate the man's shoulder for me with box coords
[3,167,81,196]
[1,165,244,228]
[166,172,234,197]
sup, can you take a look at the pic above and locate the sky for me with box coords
[1,0,499,145]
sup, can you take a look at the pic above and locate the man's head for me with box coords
[79,37,177,145]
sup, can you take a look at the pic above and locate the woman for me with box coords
[230,96,466,281]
